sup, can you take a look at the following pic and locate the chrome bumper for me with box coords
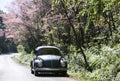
[35,68,67,72]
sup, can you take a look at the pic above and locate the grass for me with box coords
[69,72,89,81]
[13,53,32,66]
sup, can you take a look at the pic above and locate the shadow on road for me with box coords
[35,74,69,77]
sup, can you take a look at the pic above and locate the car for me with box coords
[30,46,67,76]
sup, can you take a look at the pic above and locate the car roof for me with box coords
[35,46,60,51]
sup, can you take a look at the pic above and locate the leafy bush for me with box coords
[15,53,33,65]
[115,72,120,81]
[15,45,34,65]
[17,45,25,53]
[66,45,85,72]
[67,44,120,81]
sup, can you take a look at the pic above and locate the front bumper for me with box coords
[35,68,67,72]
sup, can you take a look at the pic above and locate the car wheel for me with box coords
[34,71,39,76]
[31,69,34,74]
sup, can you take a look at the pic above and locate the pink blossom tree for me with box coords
[3,0,53,52]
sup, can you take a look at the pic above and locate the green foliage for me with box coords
[15,45,34,65]
[0,36,17,53]
[68,45,120,81]
[66,45,87,72]
[115,72,120,81]
[17,45,26,54]
[15,53,33,65]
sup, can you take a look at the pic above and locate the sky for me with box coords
[0,0,14,13]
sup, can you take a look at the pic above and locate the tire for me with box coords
[31,69,34,74]
[34,71,39,76]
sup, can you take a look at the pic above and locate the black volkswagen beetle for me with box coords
[30,46,67,76]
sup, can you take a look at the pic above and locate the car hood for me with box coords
[37,55,61,60]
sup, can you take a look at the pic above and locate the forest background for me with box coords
[0,0,120,81]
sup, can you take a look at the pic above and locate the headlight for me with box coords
[60,58,67,67]
[34,59,43,67]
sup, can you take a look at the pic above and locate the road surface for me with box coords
[0,53,77,81]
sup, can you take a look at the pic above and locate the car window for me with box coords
[38,48,61,55]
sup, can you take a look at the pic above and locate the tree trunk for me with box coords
[60,0,92,72]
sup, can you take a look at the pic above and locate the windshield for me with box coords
[37,48,61,56]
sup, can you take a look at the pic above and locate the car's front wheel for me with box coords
[34,70,39,76]
[31,69,34,74]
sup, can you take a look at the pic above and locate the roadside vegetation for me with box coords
[0,0,120,81]
[15,42,120,81]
